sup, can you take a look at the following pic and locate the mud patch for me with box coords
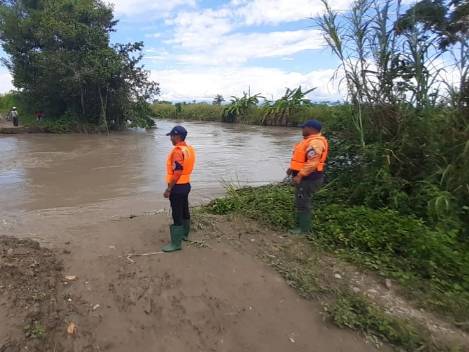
[0,236,63,351]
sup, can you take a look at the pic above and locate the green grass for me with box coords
[25,321,46,339]
[205,184,469,326]
[327,293,442,351]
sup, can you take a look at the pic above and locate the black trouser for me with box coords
[169,184,191,226]
[13,117,19,127]
[295,175,324,213]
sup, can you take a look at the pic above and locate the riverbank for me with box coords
[1,198,467,352]
[0,116,111,134]
[151,101,342,127]
[204,184,469,349]
[0,126,50,134]
[0,200,388,352]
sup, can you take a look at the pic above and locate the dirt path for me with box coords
[0,202,386,352]
[0,116,39,134]
[0,116,49,134]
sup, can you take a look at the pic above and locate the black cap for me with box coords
[166,125,188,138]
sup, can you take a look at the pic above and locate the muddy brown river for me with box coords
[1,120,299,216]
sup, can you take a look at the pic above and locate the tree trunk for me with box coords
[98,86,109,135]
[80,85,86,117]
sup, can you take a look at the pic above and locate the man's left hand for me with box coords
[293,174,303,185]
[164,189,171,198]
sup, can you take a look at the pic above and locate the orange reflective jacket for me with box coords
[166,144,196,184]
[290,134,329,172]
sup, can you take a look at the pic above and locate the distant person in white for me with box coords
[9,107,19,127]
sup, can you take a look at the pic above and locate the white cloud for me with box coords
[151,66,342,102]
[111,0,196,17]
[163,7,324,65]
[165,8,234,50]
[0,68,13,94]
[173,29,324,65]
[144,48,171,61]
[233,0,353,25]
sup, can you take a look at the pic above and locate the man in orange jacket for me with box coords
[162,125,196,252]
[287,119,329,234]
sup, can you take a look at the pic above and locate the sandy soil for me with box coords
[0,206,387,352]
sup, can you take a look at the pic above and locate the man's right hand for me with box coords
[286,168,293,176]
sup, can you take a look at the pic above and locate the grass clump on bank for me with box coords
[19,114,107,133]
[205,184,469,327]
[327,293,438,351]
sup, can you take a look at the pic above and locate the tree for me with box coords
[212,94,225,105]
[263,86,315,126]
[0,0,159,129]
[397,0,469,108]
[397,0,469,49]
[222,91,262,122]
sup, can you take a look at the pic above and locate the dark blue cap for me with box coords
[166,125,187,138]
[300,119,322,131]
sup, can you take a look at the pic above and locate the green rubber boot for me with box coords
[182,219,190,241]
[289,212,311,235]
[289,212,302,235]
[161,225,184,253]
[299,212,312,234]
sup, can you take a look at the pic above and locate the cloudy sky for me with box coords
[0,0,419,102]
[112,0,352,101]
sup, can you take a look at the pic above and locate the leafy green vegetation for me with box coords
[262,87,316,126]
[0,92,17,113]
[222,91,263,123]
[25,321,46,339]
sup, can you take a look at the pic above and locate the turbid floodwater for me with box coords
[0,120,298,215]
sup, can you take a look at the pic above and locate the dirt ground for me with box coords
[0,236,62,352]
[1,206,388,352]
[0,116,16,129]
[1,201,468,352]
[0,116,45,134]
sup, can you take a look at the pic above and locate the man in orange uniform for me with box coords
[287,119,329,234]
[162,126,196,252]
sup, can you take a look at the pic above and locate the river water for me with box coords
[0,120,299,216]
